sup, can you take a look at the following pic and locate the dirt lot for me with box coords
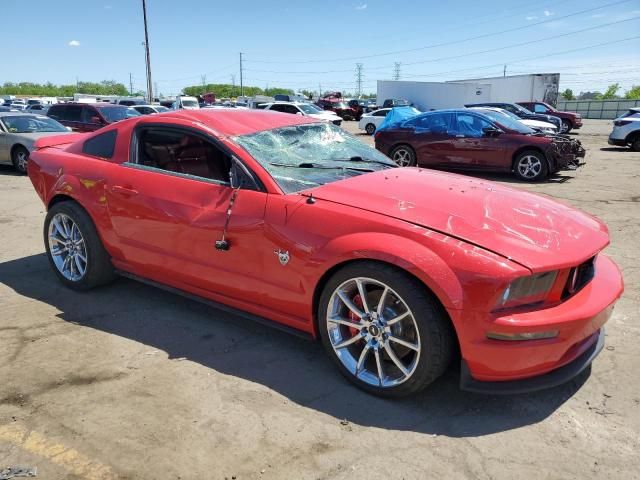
[1,119,639,480]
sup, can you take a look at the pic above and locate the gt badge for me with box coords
[274,249,290,266]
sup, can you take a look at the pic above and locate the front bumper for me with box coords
[455,254,623,391]
[608,137,627,146]
[460,328,604,394]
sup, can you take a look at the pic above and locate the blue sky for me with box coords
[3,0,639,96]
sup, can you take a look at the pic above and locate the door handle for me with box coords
[110,185,138,197]
[455,134,465,138]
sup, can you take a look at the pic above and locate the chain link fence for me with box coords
[557,99,640,119]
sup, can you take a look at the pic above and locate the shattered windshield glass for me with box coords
[234,123,396,193]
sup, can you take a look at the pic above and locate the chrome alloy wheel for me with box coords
[326,277,421,388]
[517,154,542,179]
[15,150,28,171]
[392,148,413,167]
[47,213,88,281]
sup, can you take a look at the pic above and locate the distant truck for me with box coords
[173,95,200,110]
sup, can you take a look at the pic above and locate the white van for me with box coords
[173,96,200,110]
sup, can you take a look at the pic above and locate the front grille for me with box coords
[562,256,596,299]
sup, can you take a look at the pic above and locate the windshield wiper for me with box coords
[269,162,375,172]
[331,156,395,168]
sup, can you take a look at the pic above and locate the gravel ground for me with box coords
[0,119,638,480]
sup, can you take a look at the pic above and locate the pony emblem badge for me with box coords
[274,249,290,266]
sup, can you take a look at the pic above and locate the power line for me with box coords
[245,0,632,65]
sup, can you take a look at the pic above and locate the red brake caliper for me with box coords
[348,295,364,338]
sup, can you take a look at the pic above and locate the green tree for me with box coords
[597,83,621,100]
[560,88,575,100]
[625,85,640,99]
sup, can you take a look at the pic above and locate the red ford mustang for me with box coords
[27,109,623,397]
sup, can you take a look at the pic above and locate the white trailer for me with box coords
[376,80,491,111]
[448,73,560,105]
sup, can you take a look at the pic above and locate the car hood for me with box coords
[521,119,556,130]
[309,112,339,119]
[308,168,609,272]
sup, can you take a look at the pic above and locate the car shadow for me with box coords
[0,164,21,176]
[600,147,630,152]
[451,171,574,185]
[0,253,589,438]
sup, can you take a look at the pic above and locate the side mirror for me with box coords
[90,116,103,125]
[66,126,72,131]
[296,111,303,116]
[229,157,259,191]
[483,126,502,136]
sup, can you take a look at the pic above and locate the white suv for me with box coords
[263,102,342,126]
[608,107,640,151]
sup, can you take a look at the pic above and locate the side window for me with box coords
[48,106,62,119]
[270,104,286,113]
[64,105,83,122]
[82,130,118,158]
[283,105,299,114]
[135,128,232,184]
[533,104,547,113]
[406,113,453,133]
[503,105,517,113]
[81,106,99,123]
[454,113,493,137]
[373,110,387,117]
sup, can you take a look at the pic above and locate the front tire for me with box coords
[514,150,549,182]
[365,123,376,135]
[390,144,417,167]
[561,119,572,133]
[630,135,640,152]
[318,262,454,397]
[44,201,116,290]
[11,146,29,174]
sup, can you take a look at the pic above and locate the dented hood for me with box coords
[309,168,609,272]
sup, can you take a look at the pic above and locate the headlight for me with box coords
[494,271,558,310]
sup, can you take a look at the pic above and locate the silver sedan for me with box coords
[0,113,72,173]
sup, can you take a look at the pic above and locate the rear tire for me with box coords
[318,262,454,398]
[11,146,29,174]
[365,123,376,135]
[44,201,116,291]
[513,150,549,182]
[630,135,640,152]
[390,144,417,167]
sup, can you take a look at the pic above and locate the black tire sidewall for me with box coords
[390,145,416,167]
[562,119,572,133]
[365,123,376,135]
[514,150,549,182]
[630,136,640,152]
[44,201,115,291]
[12,146,29,174]
[318,262,453,398]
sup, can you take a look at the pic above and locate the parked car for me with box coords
[118,99,147,106]
[347,99,368,120]
[467,107,558,133]
[26,109,622,397]
[132,105,171,115]
[263,102,342,125]
[172,95,200,110]
[466,102,562,132]
[374,109,585,181]
[316,99,357,120]
[358,108,391,135]
[25,104,50,115]
[9,103,27,111]
[382,99,411,108]
[0,106,18,112]
[517,101,582,133]
[0,112,71,173]
[608,107,640,151]
[47,103,140,132]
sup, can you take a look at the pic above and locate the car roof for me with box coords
[150,109,320,136]
[0,112,43,118]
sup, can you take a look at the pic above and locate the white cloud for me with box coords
[526,15,537,20]
[544,10,554,16]
[355,3,367,10]
[68,40,80,47]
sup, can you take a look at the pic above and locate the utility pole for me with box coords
[129,73,134,95]
[201,74,207,93]
[154,82,159,98]
[393,62,401,81]
[319,83,322,98]
[355,63,363,98]
[239,52,244,98]
[141,0,153,103]
[503,64,507,77]
[231,74,236,96]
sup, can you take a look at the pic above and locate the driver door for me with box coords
[106,124,269,304]
[448,112,507,170]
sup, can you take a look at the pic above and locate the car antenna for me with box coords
[306,193,316,204]
[215,186,241,251]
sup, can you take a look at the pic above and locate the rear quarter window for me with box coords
[82,130,117,159]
